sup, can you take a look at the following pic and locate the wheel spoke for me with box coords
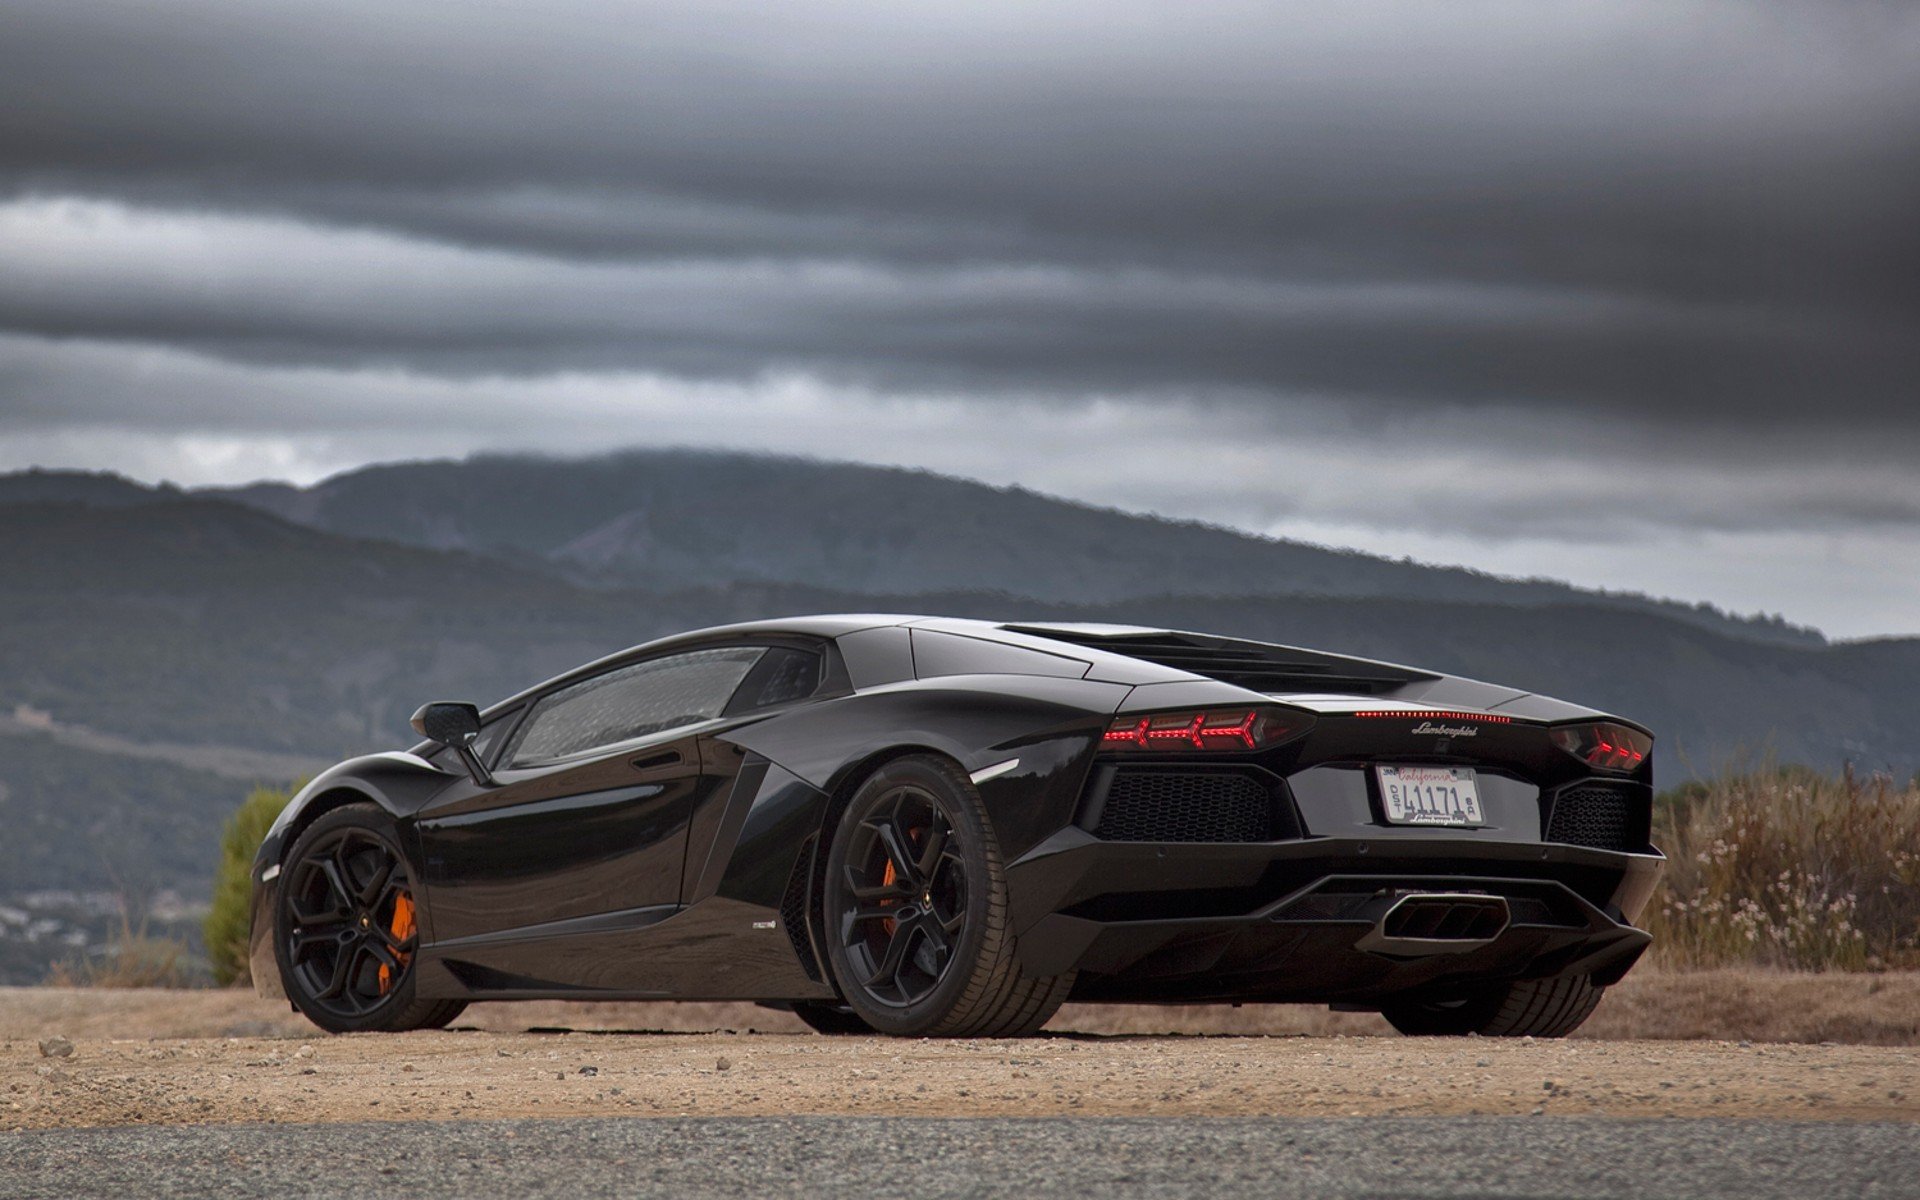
[362,939,401,973]
[871,819,921,889]
[934,846,964,882]
[847,902,904,925]
[315,945,354,1000]
[290,925,344,954]
[289,894,348,925]
[863,917,919,991]
[919,916,952,962]
[914,820,949,882]
[846,872,912,903]
[343,944,382,1009]
[316,859,356,912]
[913,920,950,979]
[372,923,416,954]
[356,855,395,907]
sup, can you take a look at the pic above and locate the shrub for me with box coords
[1649,766,1920,970]
[202,784,295,986]
[44,921,199,989]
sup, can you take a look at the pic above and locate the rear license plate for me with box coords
[1376,766,1483,827]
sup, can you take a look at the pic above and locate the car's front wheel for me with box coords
[274,804,466,1034]
[821,755,1073,1037]
[1380,974,1603,1038]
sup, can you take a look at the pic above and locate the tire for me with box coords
[790,1002,872,1035]
[1380,974,1604,1038]
[821,755,1074,1037]
[274,804,467,1034]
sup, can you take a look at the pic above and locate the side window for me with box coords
[504,646,767,767]
[470,708,520,768]
[726,646,824,714]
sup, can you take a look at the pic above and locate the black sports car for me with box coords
[250,615,1661,1038]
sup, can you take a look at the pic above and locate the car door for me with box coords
[413,645,771,945]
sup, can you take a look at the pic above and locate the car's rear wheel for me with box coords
[821,755,1074,1037]
[274,804,467,1034]
[1380,974,1603,1038]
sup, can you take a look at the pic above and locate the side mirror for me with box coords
[410,701,495,787]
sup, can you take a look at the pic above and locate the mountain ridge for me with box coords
[6,455,1827,646]
[0,492,1906,772]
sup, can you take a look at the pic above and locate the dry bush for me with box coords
[43,915,200,989]
[1649,766,1920,970]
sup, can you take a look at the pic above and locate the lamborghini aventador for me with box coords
[249,616,1661,1038]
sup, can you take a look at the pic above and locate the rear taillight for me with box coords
[1550,722,1651,772]
[1103,707,1310,752]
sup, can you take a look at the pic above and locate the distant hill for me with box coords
[0,493,1907,777]
[196,451,1822,647]
[0,467,181,509]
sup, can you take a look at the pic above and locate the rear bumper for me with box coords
[1005,830,1662,1004]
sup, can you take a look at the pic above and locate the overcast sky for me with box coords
[2,1,1916,637]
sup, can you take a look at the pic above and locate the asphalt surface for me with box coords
[5,1116,1917,1199]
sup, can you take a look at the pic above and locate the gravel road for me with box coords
[7,1115,1919,1199]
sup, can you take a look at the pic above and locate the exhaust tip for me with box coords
[1357,893,1511,957]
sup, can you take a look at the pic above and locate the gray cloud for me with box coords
[0,194,1911,431]
[0,0,1917,633]
[2,3,1915,397]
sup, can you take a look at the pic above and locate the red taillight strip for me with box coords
[1350,710,1513,724]
[1550,721,1651,771]
[1103,709,1265,749]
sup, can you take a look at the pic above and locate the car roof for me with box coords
[460,613,1622,732]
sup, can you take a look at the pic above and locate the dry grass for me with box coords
[41,908,201,990]
[41,937,197,990]
[1649,767,1920,970]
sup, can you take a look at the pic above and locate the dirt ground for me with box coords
[5,968,1919,1045]
[3,971,1918,1130]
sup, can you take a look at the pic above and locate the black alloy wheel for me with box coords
[835,782,968,1008]
[275,805,466,1034]
[821,755,1074,1037]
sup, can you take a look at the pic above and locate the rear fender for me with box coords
[720,675,1129,865]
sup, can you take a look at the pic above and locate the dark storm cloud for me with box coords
[1,0,1916,429]
[4,0,1920,639]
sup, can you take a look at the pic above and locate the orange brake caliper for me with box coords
[880,861,898,936]
[377,893,417,995]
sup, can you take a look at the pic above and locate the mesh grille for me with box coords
[779,840,820,981]
[1548,786,1633,851]
[1093,769,1281,842]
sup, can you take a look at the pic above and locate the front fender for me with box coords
[250,751,454,878]
[247,750,457,999]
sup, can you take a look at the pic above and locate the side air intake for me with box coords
[1547,784,1644,852]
